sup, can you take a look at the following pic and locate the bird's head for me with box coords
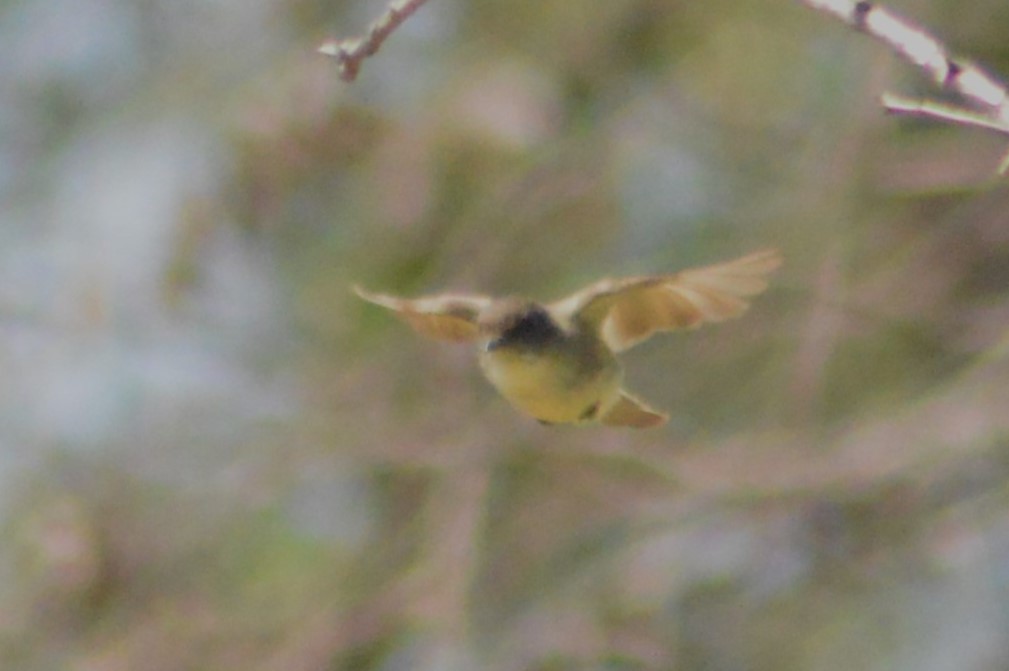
[480,300,562,352]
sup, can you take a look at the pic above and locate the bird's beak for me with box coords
[485,337,503,352]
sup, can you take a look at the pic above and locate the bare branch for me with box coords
[800,0,1009,172]
[800,0,1009,119]
[319,0,432,82]
[881,93,1009,135]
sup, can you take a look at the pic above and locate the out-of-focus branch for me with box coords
[318,0,431,82]
[800,0,1009,173]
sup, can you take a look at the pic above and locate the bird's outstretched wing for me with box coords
[354,287,492,342]
[551,249,782,353]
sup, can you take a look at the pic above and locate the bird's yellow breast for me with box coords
[478,345,622,424]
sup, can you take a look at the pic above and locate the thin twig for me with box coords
[881,93,1009,135]
[319,0,432,82]
[800,0,1009,172]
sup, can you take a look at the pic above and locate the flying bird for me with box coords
[355,249,782,428]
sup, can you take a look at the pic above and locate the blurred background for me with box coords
[3,0,1009,668]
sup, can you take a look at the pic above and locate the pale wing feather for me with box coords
[354,286,491,342]
[554,249,782,353]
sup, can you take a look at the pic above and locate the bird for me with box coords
[354,249,782,428]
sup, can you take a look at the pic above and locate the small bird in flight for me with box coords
[355,249,782,428]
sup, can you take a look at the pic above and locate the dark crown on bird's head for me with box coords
[480,300,562,349]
